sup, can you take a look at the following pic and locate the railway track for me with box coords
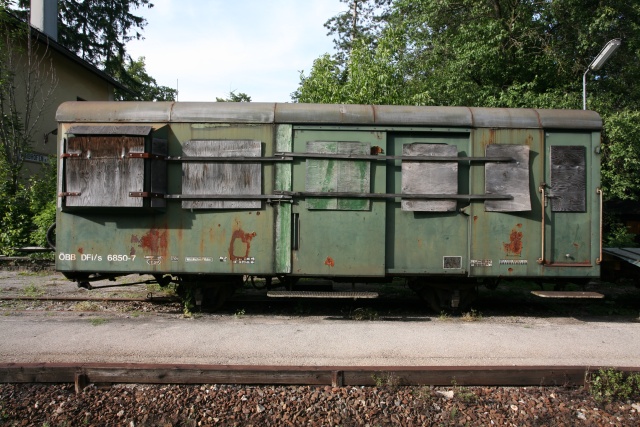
[0,295,177,303]
[4,371,640,427]
[2,362,639,390]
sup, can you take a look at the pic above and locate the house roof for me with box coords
[2,9,129,92]
[32,28,129,92]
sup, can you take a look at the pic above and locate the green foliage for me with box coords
[372,372,400,388]
[601,110,640,201]
[294,34,409,105]
[216,91,252,102]
[461,309,482,322]
[603,213,638,247]
[0,156,56,254]
[89,317,108,326]
[0,183,32,254]
[323,0,392,67]
[300,0,640,110]
[115,56,176,101]
[22,283,43,297]
[350,306,379,320]
[297,0,640,212]
[589,368,640,402]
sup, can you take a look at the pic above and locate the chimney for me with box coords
[30,0,58,41]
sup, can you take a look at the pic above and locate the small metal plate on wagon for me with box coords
[443,256,462,269]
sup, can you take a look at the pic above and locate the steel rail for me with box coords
[0,295,177,303]
[2,363,639,392]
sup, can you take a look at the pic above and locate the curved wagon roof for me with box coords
[57,102,602,130]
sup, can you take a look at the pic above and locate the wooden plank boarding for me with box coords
[485,145,531,212]
[181,140,262,209]
[64,136,146,207]
[401,143,458,212]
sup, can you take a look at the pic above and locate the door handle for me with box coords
[291,213,300,250]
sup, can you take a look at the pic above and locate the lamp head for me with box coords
[589,39,622,71]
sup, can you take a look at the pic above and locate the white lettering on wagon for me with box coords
[145,256,163,265]
[58,252,76,261]
[470,259,493,267]
[185,257,214,262]
[107,254,136,262]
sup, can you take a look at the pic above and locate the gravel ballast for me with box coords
[2,382,640,426]
[2,270,640,425]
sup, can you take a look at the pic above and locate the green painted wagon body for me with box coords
[55,102,602,308]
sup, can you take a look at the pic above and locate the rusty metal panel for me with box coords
[68,125,152,136]
[56,101,172,123]
[275,104,375,124]
[305,141,370,211]
[57,102,602,132]
[550,146,586,212]
[485,145,531,212]
[172,102,276,123]
[401,143,457,212]
[181,140,262,209]
[64,136,145,207]
[537,109,602,130]
[373,105,472,126]
[470,108,542,129]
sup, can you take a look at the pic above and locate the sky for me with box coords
[126,0,342,102]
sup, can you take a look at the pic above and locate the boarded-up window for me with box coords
[550,146,586,212]
[401,143,458,212]
[63,125,167,208]
[305,141,370,211]
[181,140,262,209]
[484,145,531,212]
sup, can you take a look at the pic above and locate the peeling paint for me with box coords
[324,256,335,268]
[503,228,523,256]
[132,229,168,254]
[229,229,257,262]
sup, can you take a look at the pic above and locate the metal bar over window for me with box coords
[277,191,511,201]
[275,152,515,162]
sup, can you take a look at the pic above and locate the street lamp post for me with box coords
[583,39,621,110]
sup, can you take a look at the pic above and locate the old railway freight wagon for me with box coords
[55,102,603,311]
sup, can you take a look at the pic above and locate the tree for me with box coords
[0,5,57,195]
[216,91,251,102]
[0,3,57,253]
[323,0,392,66]
[295,0,640,239]
[115,56,176,101]
[299,0,640,110]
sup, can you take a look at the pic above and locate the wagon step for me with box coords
[267,291,379,299]
[530,291,604,299]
